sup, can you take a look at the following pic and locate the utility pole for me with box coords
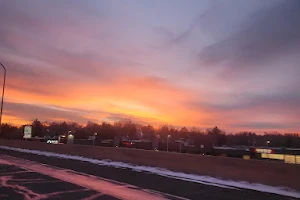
[0,63,6,136]
[179,138,184,153]
[93,133,97,146]
[167,135,171,152]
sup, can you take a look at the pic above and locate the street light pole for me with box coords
[0,63,6,136]
[167,135,171,152]
[179,138,184,153]
[93,133,97,146]
[179,141,181,153]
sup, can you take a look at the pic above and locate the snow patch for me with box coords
[0,145,300,198]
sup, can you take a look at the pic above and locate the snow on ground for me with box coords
[0,145,299,198]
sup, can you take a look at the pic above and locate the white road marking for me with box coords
[82,193,105,200]
[0,155,171,200]
[0,174,47,199]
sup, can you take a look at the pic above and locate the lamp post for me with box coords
[179,138,184,153]
[0,63,6,136]
[167,135,171,152]
[93,133,97,146]
[67,130,74,144]
[267,140,270,147]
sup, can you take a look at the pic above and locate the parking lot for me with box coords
[0,164,118,200]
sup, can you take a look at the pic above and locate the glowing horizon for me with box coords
[0,0,299,133]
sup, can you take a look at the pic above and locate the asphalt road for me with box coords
[0,148,298,200]
[0,164,118,200]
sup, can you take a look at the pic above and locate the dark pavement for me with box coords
[0,164,118,200]
[0,148,298,200]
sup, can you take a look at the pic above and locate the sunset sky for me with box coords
[0,0,299,133]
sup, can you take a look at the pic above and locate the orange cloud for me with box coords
[3,62,209,127]
[1,0,299,134]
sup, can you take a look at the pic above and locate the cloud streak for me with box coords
[198,0,300,71]
[0,0,299,133]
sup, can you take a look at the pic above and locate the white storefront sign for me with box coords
[255,148,273,154]
[23,126,32,139]
[47,140,59,144]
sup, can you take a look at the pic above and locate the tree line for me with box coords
[0,119,299,148]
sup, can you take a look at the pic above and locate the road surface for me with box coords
[0,164,118,200]
[0,148,298,200]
